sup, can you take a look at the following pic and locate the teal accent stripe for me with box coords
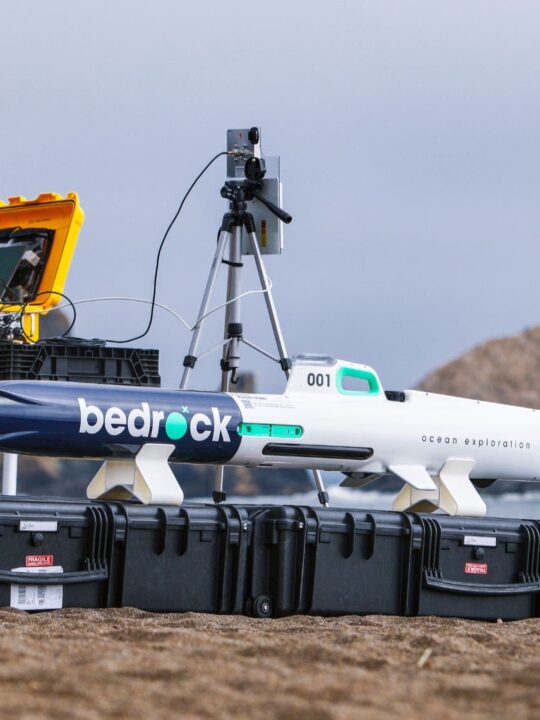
[237,423,304,439]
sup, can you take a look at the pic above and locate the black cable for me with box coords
[0,279,28,340]
[106,150,227,344]
[19,290,77,342]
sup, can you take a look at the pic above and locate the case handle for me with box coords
[0,568,108,586]
[424,571,540,596]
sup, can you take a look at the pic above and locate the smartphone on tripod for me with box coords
[226,128,283,255]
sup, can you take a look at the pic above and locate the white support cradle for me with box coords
[86,443,183,505]
[391,458,486,517]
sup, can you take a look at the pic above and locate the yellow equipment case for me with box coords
[0,192,84,341]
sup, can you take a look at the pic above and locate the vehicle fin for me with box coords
[340,472,382,488]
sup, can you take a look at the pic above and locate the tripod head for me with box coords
[221,157,292,224]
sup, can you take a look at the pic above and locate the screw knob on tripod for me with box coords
[227,323,243,338]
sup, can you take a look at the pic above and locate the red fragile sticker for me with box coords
[25,555,54,567]
[465,562,488,575]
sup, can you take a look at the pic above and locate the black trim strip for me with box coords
[262,443,373,460]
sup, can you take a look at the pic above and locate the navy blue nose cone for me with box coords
[0,381,242,462]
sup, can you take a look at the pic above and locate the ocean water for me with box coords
[198,485,540,519]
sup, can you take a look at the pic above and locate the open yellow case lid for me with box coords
[0,192,84,340]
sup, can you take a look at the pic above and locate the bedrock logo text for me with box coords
[77,398,231,442]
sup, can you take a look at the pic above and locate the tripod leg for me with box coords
[246,229,291,375]
[312,469,330,507]
[220,224,243,390]
[179,229,230,389]
[246,227,329,508]
[214,224,243,503]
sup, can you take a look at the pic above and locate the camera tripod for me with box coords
[179,169,329,507]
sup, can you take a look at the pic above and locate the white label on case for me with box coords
[19,521,58,533]
[10,566,63,610]
[463,535,497,547]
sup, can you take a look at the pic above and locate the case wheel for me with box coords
[252,595,273,619]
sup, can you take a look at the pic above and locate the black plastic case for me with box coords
[108,503,251,613]
[0,498,111,610]
[405,515,540,621]
[246,506,409,617]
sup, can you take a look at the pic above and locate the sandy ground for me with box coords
[0,609,537,720]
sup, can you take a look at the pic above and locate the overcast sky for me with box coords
[2,1,540,392]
